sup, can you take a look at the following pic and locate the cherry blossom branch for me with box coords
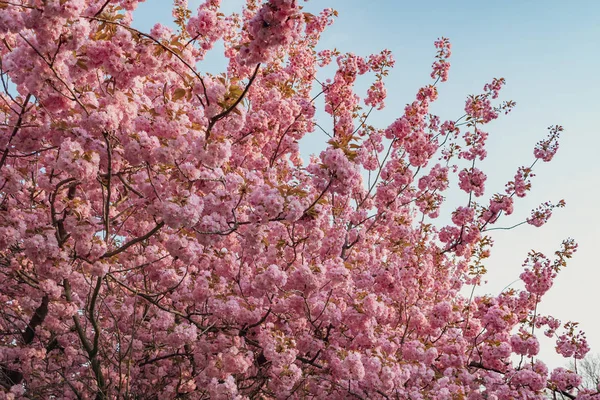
[49,177,77,246]
[88,277,103,357]
[0,93,31,173]
[88,277,107,397]
[297,350,323,369]
[101,221,165,259]
[139,352,190,367]
[469,361,579,399]
[5,146,58,158]
[352,106,374,135]
[0,366,23,388]
[63,278,107,398]
[116,173,144,198]
[482,220,527,232]
[0,1,41,11]
[102,133,112,243]
[0,295,50,388]
[89,16,210,106]
[18,34,89,114]
[479,127,561,232]
[205,63,260,142]
[270,110,304,166]
[549,389,576,400]
[93,0,113,17]
[105,274,215,334]
[467,361,504,374]
[22,295,49,345]
[302,179,333,218]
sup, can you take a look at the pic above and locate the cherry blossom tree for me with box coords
[0,0,593,398]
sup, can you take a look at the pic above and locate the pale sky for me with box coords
[134,0,600,370]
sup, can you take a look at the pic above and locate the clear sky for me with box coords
[134,0,600,370]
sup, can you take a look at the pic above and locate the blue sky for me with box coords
[134,0,600,369]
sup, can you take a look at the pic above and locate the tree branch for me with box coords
[22,295,49,344]
[205,63,260,142]
[89,17,210,107]
[0,93,32,173]
[101,221,165,259]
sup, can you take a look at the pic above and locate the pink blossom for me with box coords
[550,368,582,392]
[0,3,581,398]
[458,167,486,197]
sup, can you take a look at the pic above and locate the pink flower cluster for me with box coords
[483,77,506,99]
[534,125,563,162]
[506,166,533,197]
[431,37,451,82]
[536,315,562,338]
[0,2,582,398]
[458,167,486,197]
[308,147,362,196]
[556,322,590,360]
[186,0,224,55]
[459,129,488,161]
[238,0,302,65]
[527,199,565,227]
[510,330,540,357]
[550,368,583,392]
[464,94,498,123]
[480,194,514,224]
[56,138,100,180]
[520,260,556,296]
[365,80,387,110]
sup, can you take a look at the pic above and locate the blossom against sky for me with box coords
[134,0,600,369]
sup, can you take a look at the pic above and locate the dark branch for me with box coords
[101,221,165,258]
[205,63,260,142]
[22,295,49,344]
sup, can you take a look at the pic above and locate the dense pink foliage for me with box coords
[0,0,590,399]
